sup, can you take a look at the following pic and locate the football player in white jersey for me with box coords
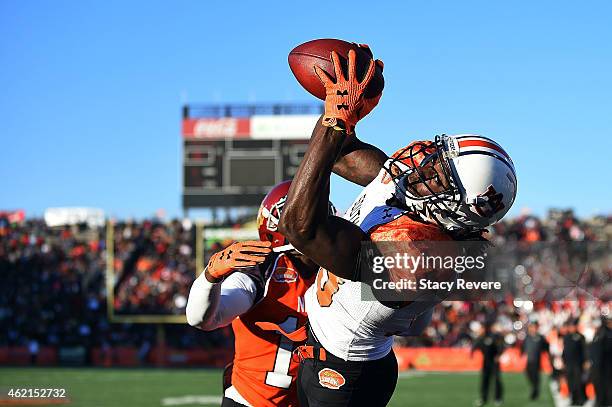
[279,50,518,406]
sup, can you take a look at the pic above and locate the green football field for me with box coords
[0,368,554,407]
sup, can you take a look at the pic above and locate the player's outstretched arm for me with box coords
[186,241,270,330]
[280,118,367,280]
[331,44,387,186]
[280,50,381,280]
[332,134,388,186]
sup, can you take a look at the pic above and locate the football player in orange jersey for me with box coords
[186,150,387,407]
[186,181,323,406]
[280,49,518,406]
[186,181,322,406]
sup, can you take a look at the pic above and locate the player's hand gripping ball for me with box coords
[315,49,380,134]
[288,39,384,100]
[206,240,272,282]
[351,43,384,123]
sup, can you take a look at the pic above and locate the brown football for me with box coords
[288,38,384,100]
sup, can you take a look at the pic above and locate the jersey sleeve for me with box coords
[186,268,260,331]
[400,307,435,336]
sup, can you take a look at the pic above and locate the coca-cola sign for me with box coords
[183,118,250,139]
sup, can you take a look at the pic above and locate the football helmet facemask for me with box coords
[386,134,517,231]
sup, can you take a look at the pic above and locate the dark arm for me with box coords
[496,335,505,360]
[581,335,588,366]
[544,338,554,370]
[562,337,567,361]
[471,338,480,357]
[332,132,387,186]
[279,118,367,280]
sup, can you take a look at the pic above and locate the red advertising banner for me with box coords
[394,347,551,373]
[0,346,552,372]
[182,118,251,139]
[0,210,25,224]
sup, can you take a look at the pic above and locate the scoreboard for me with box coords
[182,104,322,208]
[183,138,310,206]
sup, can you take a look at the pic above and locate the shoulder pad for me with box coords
[359,205,405,233]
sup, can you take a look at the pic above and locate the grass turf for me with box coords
[0,368,554,406]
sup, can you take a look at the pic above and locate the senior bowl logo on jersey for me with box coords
[272,265,298,283]
[318,368,346,390]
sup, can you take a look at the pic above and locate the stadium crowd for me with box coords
[0,217,228,353]
[0,209,609,357]
[112,219,195,315]
[403,210,610,348]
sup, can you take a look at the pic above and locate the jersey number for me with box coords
[316,269,342,307]
[265,316,297,389]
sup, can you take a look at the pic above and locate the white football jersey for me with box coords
[305,165,438,361]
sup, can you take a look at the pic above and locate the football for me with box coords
[288,38,385,100]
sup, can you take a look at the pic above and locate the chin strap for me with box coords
[272,243,303,254]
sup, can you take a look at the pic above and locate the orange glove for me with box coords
[314,49,376,134]
[353,43,384,121]
[206,240,272,282]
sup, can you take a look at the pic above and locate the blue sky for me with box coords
[1,0,610,220]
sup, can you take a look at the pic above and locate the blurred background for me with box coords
[1,1,610,406]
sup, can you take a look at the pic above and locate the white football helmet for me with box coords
[385,134,517,231]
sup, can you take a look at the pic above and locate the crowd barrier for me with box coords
[394,347,551,373]
[1,346,551,372]
[0,346,234,368]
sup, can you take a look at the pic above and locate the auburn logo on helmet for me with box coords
[474,185,505,217]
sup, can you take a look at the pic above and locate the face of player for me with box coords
[402,153,452,198]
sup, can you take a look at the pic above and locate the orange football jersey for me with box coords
[230,253,315,407]
[368,214,453,242]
